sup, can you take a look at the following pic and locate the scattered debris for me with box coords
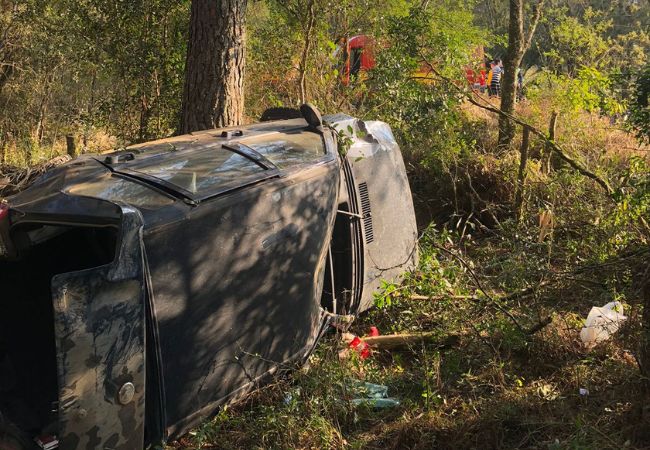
[579,301,627,348]
[340,330,461,357]
[339,327,380,360]
[348,336,371,359]
[349,381,400,409]
[0,155,71,198]
[34,434,59,450]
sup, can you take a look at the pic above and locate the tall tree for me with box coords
[181,0,247,133]
[497,0,544,150]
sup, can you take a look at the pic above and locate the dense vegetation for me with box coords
[2,0,650,448]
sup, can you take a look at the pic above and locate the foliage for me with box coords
[526,66,625,116]
[245,0,413,119]
[523,0,650,73]
[628,63,650,144]
[363,4,483,173]
[541,7,612,75]
[0,0,190,166]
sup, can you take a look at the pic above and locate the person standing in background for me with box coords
[487,61,495,96]
[490,59,503,97]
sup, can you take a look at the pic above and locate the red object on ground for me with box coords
[349,336,362,348]
[348,335,371,359]
[369,326,380,337]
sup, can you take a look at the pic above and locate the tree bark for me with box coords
[543,111,559,174]
[181,0,247,134]
[641,265,650,428]
[298,0,315,105]
[497,0,544,150]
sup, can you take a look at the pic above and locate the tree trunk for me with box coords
[641,265,650,427]
[497,0,544,150]
[298,0,315,105]
[543,111,559,174]
[181,0,247,134]
[497,0,524,150]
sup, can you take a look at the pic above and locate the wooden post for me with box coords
[66,135,76,157]
[514,125,530,222]
[543,111,559,174]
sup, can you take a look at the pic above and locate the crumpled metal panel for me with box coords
[51,207,146,450]
[325,115,419,312]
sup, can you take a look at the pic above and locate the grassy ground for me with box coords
[168,225,648,450]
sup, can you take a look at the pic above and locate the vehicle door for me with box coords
[51,207,147,450]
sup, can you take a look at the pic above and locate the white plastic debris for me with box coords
[579,301,627,347]
[579,388,589,396]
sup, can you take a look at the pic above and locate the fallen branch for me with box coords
[341,331,462,352]
[362,332,461,350]
[409,294,476,301]
[431,243,527,335]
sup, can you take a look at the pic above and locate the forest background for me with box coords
[2,0,650,448]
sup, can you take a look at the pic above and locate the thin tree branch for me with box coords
[524,0,545,53]
[431,243,527,335]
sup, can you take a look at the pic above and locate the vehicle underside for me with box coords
[0,223,117,447]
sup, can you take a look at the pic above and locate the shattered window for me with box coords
[240,131,326,169]
[125,146,266,194]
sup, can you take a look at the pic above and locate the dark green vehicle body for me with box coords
[0,112,417,449]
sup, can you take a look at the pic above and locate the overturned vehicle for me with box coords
[0,106,418,450]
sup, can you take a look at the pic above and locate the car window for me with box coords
[125,146,266,194]
[66,176,176,209]
[240,131,326,169]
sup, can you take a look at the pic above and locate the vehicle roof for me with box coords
[119,118,310,161]
[6,118,327,223]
